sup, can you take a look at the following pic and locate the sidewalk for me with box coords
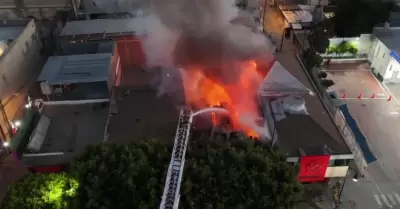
[0,153,28,203]
[261,4,356,209]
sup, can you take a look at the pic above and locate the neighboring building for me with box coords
[259,61,353,182]
[276,0,329,6]
[58,18,146,70]
[0,19,42,143]
[0,0,79,19]
[22,102,108,167]
[36,53,116,102]
[369,26,400,83]
[78,0,148,19]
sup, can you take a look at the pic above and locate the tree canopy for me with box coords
[180,139,303,209]
[2,173,78,209]
[68,140,171,209]
[3,139,303,209]
[331,0,395,37]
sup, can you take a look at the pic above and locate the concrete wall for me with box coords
[383,57,400,83]
[0,19,42,141]
[325,166,349,177]
[0,0,74,19]
[369,38,392,79]
[0,20,41,98]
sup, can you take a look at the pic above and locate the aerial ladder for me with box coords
[159,109,193,209]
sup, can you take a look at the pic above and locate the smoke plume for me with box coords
[92,0,275,138]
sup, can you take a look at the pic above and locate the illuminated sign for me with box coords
[298,155,330,182]
[390,51,400,63]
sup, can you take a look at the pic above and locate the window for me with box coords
[2,75,6,82]
[25,41,28,49]
[31,33,36,41]
[389,65,393,71]
[383,53,385,58]
[329,159,350,167]
[376,46,381,57]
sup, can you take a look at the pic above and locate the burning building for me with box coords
[88,0,353,182]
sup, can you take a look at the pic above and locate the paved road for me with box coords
[261,2,400,209]
[325,62,400,209]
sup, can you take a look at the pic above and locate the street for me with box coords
[261,1,400,208]
[325,63,400,208]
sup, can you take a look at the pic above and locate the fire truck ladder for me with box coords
[159,109,193,209]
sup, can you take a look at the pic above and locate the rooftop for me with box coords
[60,18,148,37]
[0,19,28,42]
[22,102,109,166]
[37,53,112,85]
[106,67,184,144]
[263,56,351,156]
[57,41,115,56]
[81,0,148,14]
[373,26,400,54]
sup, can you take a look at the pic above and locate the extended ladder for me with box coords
[159,109,193,209]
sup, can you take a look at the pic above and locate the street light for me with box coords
[352,172,359,182]
[14,120,21,127]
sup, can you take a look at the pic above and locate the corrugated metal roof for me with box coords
[60,18,149,36]
[82,0,147,14]
[37,53,112,85]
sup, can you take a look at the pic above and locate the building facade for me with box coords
[0,0,79,19]
[369,27,400,83]
[0,19,42,142]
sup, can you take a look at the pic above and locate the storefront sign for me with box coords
[298,155,330,182]
[390,51,400,63]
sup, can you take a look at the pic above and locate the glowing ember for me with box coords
[181,60,270,138]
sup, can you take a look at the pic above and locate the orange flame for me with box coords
[181,60,269,138]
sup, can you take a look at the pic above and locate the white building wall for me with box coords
[0,19,42,98]
[383,57,400,83]
[369,38,392,79]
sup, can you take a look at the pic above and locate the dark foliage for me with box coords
[320,79,335,88]
[331,0,395,37]
[68,140,171,209]
[318,71,328,79]
[180,139,303,209]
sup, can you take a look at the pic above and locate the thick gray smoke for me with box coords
[91,0,275,139]
[144,0,275,77]
[91,0,275,73]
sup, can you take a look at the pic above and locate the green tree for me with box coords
[68,140,171,209]
[302,48,323,70]
[331,0,395,37]
[180,139,303,209]
[2,173,78,209]
[308,25,330,54]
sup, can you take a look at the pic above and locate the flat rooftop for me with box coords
[268,54,351,156]
[373,27,400,55]
[37,53,112,85]
[0,19,29,42]
[22,102,109,166]
[106,67,185,144]
[57,41,115,55]
[60,18,148,37]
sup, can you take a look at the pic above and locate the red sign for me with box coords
[298,155,330,182]
[30,166,63,173]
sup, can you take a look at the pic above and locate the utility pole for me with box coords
[279,27,285,52]
[261,0,267,33]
